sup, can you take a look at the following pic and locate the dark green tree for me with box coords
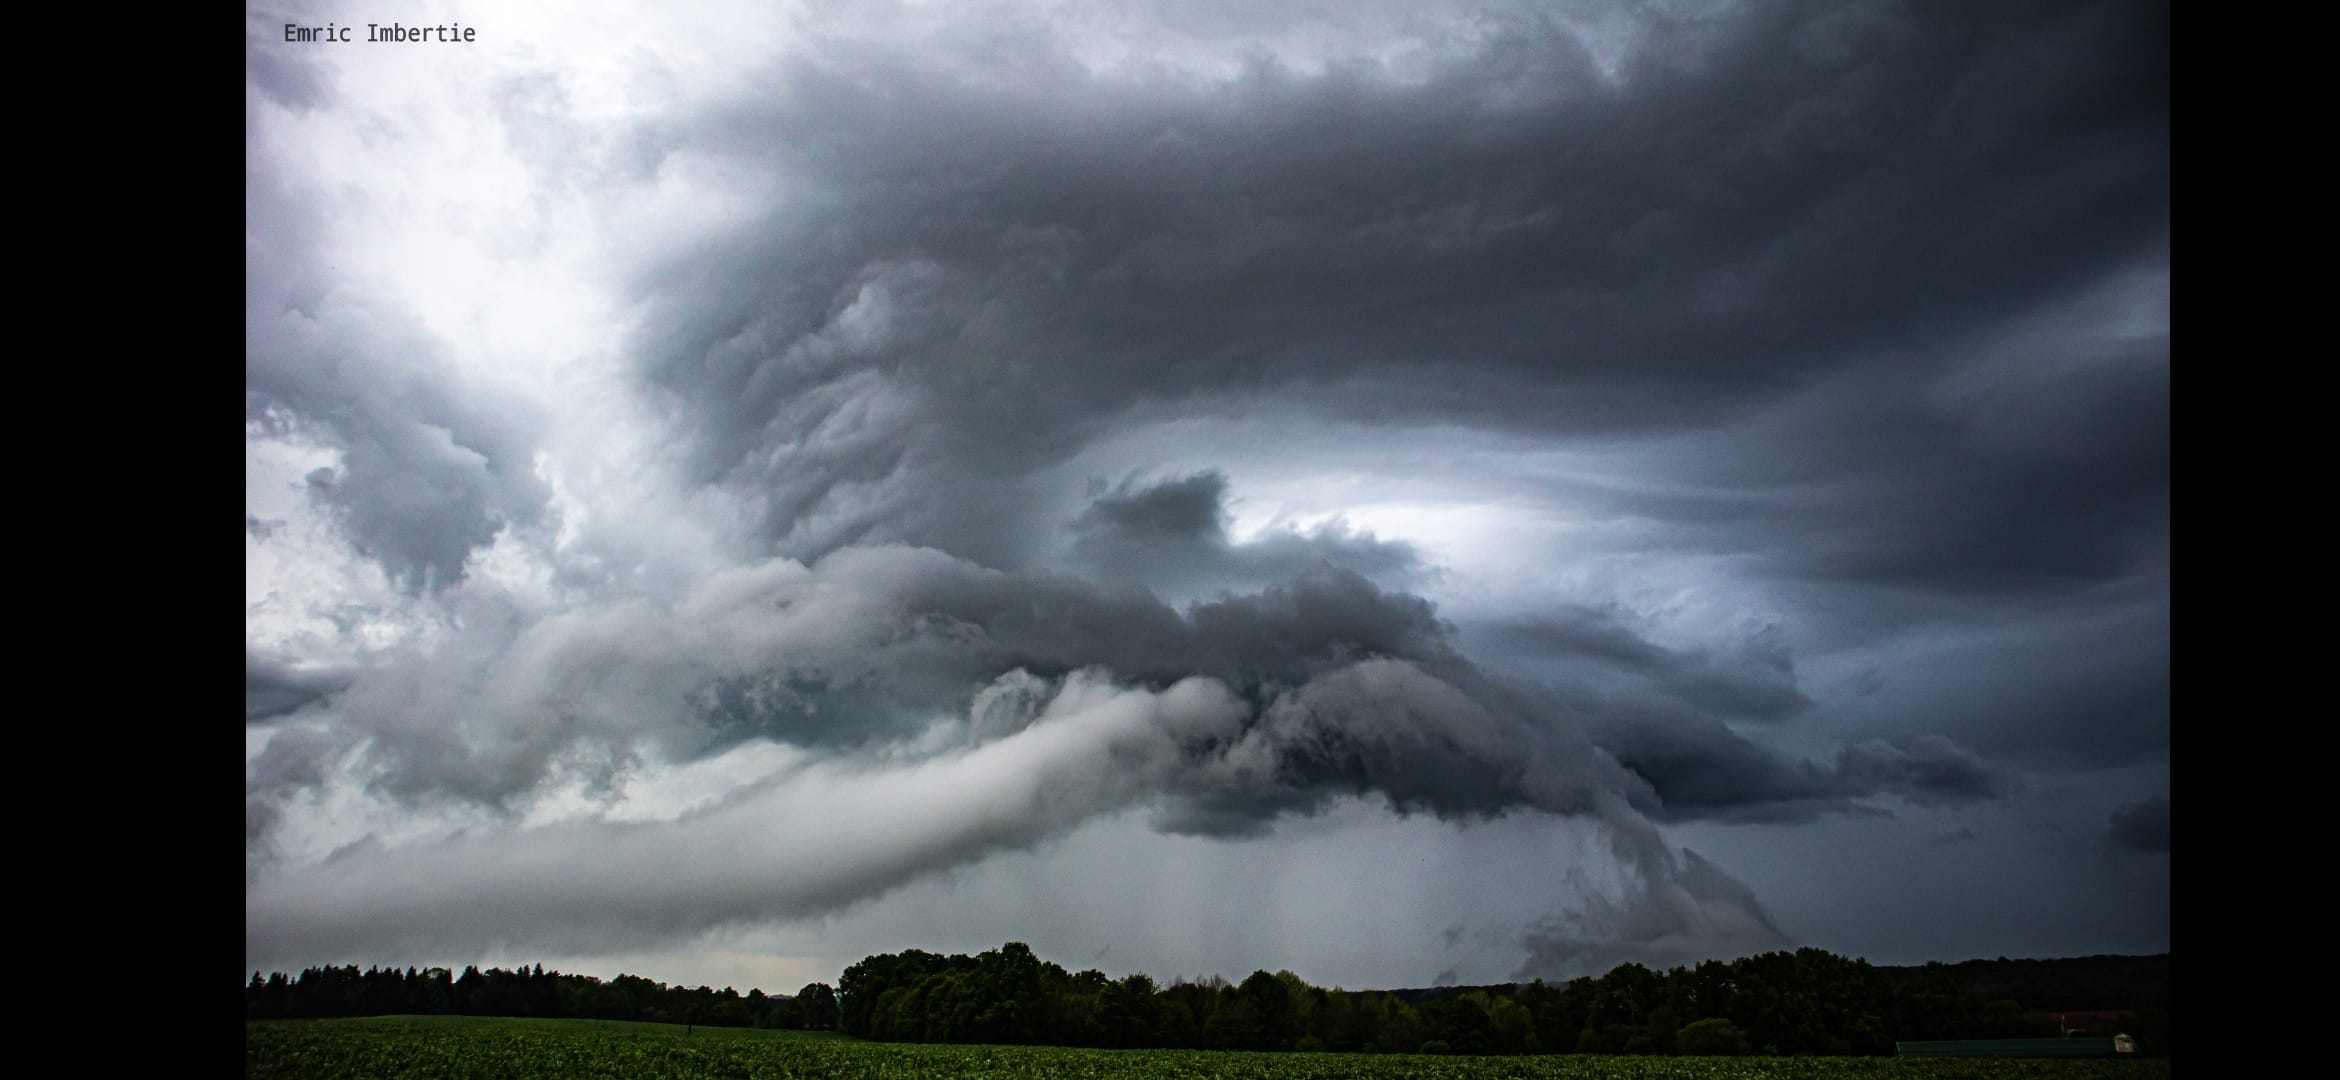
[1678,1016,1751,1055]
[794,983,839,1030]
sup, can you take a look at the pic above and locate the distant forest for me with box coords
[245,945,2169,1057]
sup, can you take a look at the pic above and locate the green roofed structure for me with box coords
[1897,1036,2136,1057]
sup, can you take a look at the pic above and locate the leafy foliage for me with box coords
[831,943,2164,1057]
[247,945,2170,1058]
[245,964,834,1032]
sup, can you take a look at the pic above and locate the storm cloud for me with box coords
[1517,843,1791,980]
[245,140,554,595]
[1068,471,1424,599]
[619,0,2164,572]
[247,0,2166,988]
[246,647,355,724]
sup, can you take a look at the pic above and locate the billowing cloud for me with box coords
[248,648,1786,968]
[244,549,1475,809]
[246,140,553,594]
[621,0,2164,575]
[249,671,1250,958]
[247,0,2166,987]
[1068,471,1423,599]
[246,647,356,724]
[1516,838,1791,980]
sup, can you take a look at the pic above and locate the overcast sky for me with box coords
[246,0,2168,995]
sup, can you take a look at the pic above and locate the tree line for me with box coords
[243,963,840,1031]
[835,943,2169,1056]
[246,945,2168,1056]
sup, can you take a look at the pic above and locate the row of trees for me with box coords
[244,963,839,1031]
[246,946,2169,1056]
[837,943,2169,1056]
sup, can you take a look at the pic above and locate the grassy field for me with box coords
[245,1016,2172,1079]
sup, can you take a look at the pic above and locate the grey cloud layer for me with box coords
[1466,609,1810,723]
[1591,715,2007,825]
[247,475,1997,835]
[245,536,1596,817]
[246,63,552,595]
[245,526,2006,969]
[247,0,2167,978]
[244,537,1783,961]
[602,0,2167,781]
[1069,470,1423,599]
[248,672,1252,958]
[620,0,2164,578]
[246,648,357,724]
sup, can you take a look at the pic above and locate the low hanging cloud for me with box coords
[2107,796,2169,852]
[243,526,1840,965]
[246,473,2015,969]
[248,671,1249,959]
[246,483,1971,840]
[1154,656,1635,838]
[247,647,1787,971]
[245,538,1579,822]
[1517,839,1791,980]
[238,460,1486,822]
[1457,602,2006,822]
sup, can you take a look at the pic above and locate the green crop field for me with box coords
[244,1016,2172,1079]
